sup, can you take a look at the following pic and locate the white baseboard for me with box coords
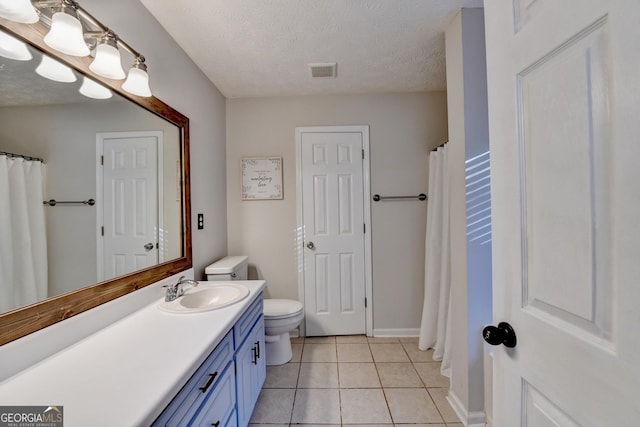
[447,389,486,427]
[372,328,420,337]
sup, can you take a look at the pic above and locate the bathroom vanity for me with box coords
[153,286,266,427]
[0,280,266,427]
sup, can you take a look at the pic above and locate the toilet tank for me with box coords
[205,256,248,281]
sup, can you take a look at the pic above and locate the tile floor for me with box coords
[249,335,463,427]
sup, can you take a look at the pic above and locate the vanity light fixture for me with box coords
[2,0,153,97]
[0,0,39,24]
[79,76,112,99]
[35,54,77,82]
[43,0,90,57]
[0,30,33,61]
[89,31,125,80]
[121,57,152,97]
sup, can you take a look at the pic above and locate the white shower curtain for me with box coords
[418,145,452,376]
[0,155,47,312]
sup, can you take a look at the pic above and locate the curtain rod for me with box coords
[0,151,45,163]
[431,141,448,152]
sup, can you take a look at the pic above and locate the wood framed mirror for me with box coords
[0,17,192,346]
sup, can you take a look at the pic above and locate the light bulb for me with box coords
[89,36,125,80]
[122,60,152,97]
[43,7,90,57]
[0,30,32,61]
[79,77,112,99]
[35,55,77,83]
[0,0,38,24]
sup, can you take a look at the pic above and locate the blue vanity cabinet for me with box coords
[153,292,265,427]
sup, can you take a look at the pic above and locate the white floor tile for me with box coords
[428,387,460,423]
[291,343,303,362]
[376,362,423,387]
[384,388,444,424]
[291,388,341,424]
[402,342,436,362]
[305,336,336,343]
[338,362,381,388]
[263,362,299,388]
[249,388,294,424]
[337,343,373,362]
[301,343,338,362]
[368,336,400,343]
[414,362,450,388]
[336,335,369,343]
[370,343,410,362]
[297,362,339,388]
[340,388,392,424]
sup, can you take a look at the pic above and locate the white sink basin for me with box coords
[158,283,250,314]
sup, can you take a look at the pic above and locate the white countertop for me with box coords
[0,280,266,427]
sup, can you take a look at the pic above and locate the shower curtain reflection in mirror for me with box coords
[0,154,47,312]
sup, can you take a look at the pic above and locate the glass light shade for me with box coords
[43,11,90,57]
[35,55,77,83]
[0,0,38,24]
[0,30,32,61]
[79,77,112,99]
[89,43,125,79]
[122,66,152,97]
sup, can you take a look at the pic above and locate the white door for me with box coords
[99,132,161,281]
[485,1,640,425]
[297,126,370,336]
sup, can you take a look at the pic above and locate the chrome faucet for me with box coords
[164,276,199,302]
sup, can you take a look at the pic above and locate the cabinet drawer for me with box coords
[233,293,263,348]
[153,331,234,427]
[190,365,236,427]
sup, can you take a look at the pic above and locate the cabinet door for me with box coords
[190,365,236,427]
[235,317,266,427]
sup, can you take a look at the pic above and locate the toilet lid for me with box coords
[264,299,303,319]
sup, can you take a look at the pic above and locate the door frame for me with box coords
[96,131,164,282]
[295,125,373,337]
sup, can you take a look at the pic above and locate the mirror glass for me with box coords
[0,22,191,344]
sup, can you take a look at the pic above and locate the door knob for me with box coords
[306,241,315,250]
[144,242,154,250]
[482,322,517,348]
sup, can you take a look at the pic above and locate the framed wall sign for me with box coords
[241,157,283,200]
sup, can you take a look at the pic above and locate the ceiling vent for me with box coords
[309,62,337,78]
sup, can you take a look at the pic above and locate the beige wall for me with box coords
[226,92,447,333]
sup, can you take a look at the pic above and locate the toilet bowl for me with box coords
[263,299,304,366]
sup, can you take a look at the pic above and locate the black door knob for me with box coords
[482,322,517,348]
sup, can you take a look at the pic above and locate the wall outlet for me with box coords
[197,213,204,230]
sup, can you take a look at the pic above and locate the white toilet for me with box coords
[205,255,249,280]
[263,298,304,366]
[204,256,304,366]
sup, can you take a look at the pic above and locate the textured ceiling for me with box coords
[140,0,483,99]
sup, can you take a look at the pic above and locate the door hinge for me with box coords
[100,155,104,165]
[101,226,104,236]
[362,149,365,160]
[363,223,366,234]
[365,297,367,308]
